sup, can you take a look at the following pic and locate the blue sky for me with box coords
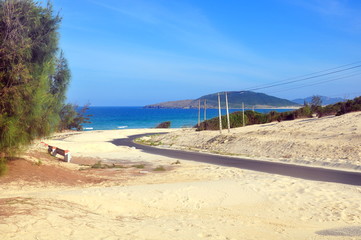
[52,0,361,106]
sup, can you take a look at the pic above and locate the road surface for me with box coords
[111,133,361,186]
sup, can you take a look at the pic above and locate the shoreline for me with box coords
[47,121,361,174]
[143,106,301,110]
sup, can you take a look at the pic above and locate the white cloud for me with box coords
[88,0,269,64]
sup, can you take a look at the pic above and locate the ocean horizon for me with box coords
[81,106,293,131]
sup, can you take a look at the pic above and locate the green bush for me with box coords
[132,164,145,169]
[244,111,268,124]
[197,111,247,130]
[59,104,92,131]
[0,1,69,157]
[0,158,8,177]
[155,121,171,128]
[153,166,166,171]
[91,161,103,169]
[196,96,361,131]
[336,97,361,116]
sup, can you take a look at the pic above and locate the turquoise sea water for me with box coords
[81,107,293,130]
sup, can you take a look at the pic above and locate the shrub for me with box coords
[196,111,246,131]
[0,158,7,177]
[59,104,92,131]
[195,95,361,131]
[244,111,268,125]
[91,161,103,169]
[155,121,171,128]
[132,164,145,169]
[153,166,166,171]
[0,1,69,157]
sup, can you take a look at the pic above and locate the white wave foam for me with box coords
[117,126,128,129]
[84,127,93,130]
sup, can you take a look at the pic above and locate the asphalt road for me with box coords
[111,133,361,186]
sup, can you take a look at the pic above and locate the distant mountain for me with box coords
[292,96,345,106]
[146,99,194,108]
[145,91,300,109]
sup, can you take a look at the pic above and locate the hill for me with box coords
[292,96,345,106]
[145,99,194,109]
[145,91,300,109]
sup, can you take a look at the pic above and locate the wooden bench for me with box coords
[47,145,71,162]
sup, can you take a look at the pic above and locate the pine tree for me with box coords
[0,0,68,157]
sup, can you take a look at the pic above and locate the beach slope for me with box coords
[1,116,361,239]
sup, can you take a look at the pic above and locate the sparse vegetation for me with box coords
[34,160,42,166]
[91,161,103,169]
[135,136,162,146]
[153,165,166,171]
[155,121,171,128]
[132,164,145,169]
[0,158,7,176]
[91,161,125,169]
[150,141,162,146]
[112,164,126,168]
[197,96,361,131]
[59,104,92,131]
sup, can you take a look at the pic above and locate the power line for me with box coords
[248,64,361,91]
[244,61,361,92]
[326,91,361,99]
[266,70,361,94]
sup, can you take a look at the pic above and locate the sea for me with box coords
[80,107,293,131]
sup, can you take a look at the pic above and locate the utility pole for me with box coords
[218,93,222,134]
[242,102,245,127]
[204,99,207,121]
[225,92,230,133]
[198,99,201,127]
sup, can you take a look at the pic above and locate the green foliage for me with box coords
[0,0,69,156]
[59,104,78,131]
[0,158,8,176]
[197,111,247,131]
[58,104,91,131]
[297,105,312,117]
[90,161,125,169]
[34,159,42,166]
[155,121,171,128]
[50,51,71,106]
[311,95,323,115]
[153,165,166,171]
[132,164,145,169]
[91,161,104,169]
[336,96,361,116]
[244,110,268,124]
[172,160,181,165]
[196,96,361,131]
[71,105,92,131]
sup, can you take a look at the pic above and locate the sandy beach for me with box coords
[1,113,361,240]
[149,111,361,171]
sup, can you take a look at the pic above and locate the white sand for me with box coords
[150,112,361,171]
[1,116,361,240]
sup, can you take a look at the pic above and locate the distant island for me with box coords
[145,91,300,109]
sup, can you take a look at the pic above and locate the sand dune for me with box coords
[150,112,361,171]
[1,114,361,239]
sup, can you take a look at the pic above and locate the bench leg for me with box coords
[50,147,57,157]
[64,153,71,163]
